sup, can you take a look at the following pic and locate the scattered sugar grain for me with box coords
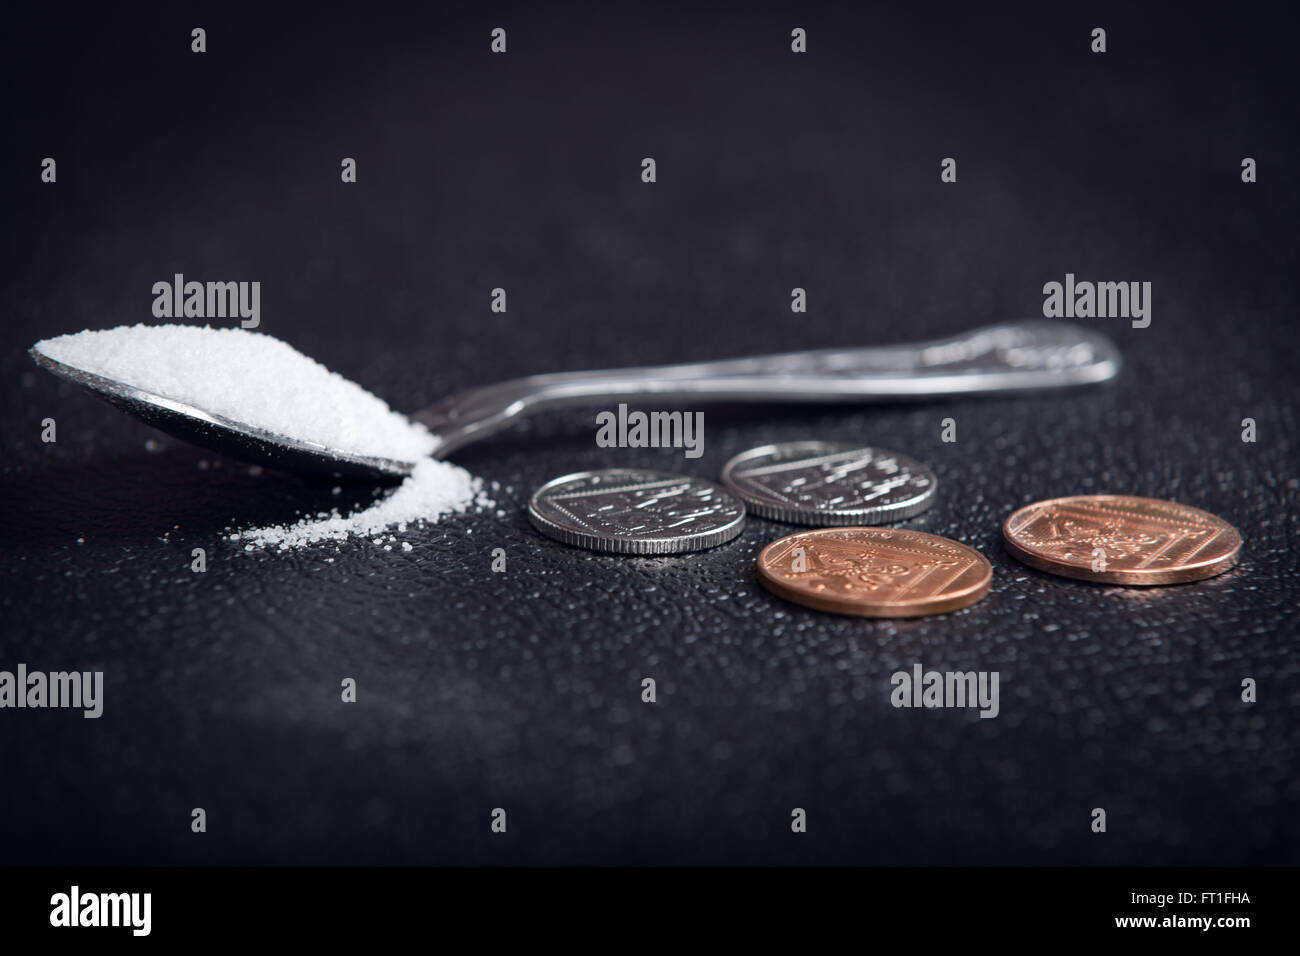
[239,458,490,550]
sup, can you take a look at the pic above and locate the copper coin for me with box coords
[1002,495,1241,585]
[756,528,992,617]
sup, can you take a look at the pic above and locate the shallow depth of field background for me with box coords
[0,2,1296,864]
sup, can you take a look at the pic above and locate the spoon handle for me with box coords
[417,320,1120,456]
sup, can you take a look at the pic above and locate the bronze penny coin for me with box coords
[1002,495,1241,585]
[756,528,992,617]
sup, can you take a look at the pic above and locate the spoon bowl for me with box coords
[30,349,413,479]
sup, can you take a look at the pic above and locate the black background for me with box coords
[1,2,1296,865]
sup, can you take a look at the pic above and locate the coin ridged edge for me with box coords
[720,444,937,527]
[737,489,936,526]
[1000,497,1242,586]
[527,471,747,555]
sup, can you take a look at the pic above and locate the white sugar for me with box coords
[35,323,492,550]
[237,458,490,550]
[33,324,439,462]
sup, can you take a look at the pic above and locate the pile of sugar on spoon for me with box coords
[32,324,492,550]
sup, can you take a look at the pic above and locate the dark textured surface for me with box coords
[1,3,1297,865]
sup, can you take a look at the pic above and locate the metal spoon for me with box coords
[29,319,1119,480]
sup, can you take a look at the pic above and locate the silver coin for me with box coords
[720,442,937,525]
[528,469,747,554]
